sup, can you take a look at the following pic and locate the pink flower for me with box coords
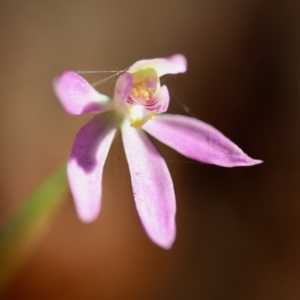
[54,54,262,249]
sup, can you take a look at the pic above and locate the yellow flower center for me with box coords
[129,68,159,104]
[126,67,160,128]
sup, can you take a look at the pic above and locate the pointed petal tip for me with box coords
[147,219,176,249]
[77,209,99,223]
[250,157,263,164]
[225,155,263,168]
[243,158,263,167]
[152,233,176,250]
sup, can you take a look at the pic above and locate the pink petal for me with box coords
[54,72,112,115]
[143,114,263,167]
[121,123,176,249]
[113,72,133,114]
[128,54,187,77]
[144,85,170,113]
[68,113,116,222]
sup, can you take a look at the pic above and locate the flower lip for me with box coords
[114,54,187,125]
[113,70,159,128]
[126,67,159,107]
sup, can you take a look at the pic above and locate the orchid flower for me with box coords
[54,54,262,249]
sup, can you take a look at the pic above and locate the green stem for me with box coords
[0,165,68,293]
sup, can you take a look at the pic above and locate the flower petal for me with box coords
[54,72,112,115]
[144,85,170,113]
[113,72,133,114]
[67,113,116,222]
[128,54,187,77]
[143,114,263,167]
[121,122,176,249]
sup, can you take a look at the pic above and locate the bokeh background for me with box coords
[1,0,300,299]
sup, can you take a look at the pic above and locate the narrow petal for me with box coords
[54,72,112,115]
[67,113,116,222]
[128,54,187,77]
[143,114,263,167]
[144,85,170,113]
[121,122,176,249]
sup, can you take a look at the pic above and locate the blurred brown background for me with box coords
[1,0,300,299]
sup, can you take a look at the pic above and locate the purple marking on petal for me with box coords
[145,85,169,113]
[54,72,111,115]
[113,72,133,114]
[121,123,176,249]
[144,77,157,90]
[128,54,187,77]
[143,114,263,167]
[68,113,116,222]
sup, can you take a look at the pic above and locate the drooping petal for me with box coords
[144,85,170,113]
[143,114,263,167]
[121,122,176,249]
[113,72,133,115]
[128,54,187,77]
[67,113,116,222]
[54,72,112,115]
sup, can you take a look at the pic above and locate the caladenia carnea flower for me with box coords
[54,54,262,249]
